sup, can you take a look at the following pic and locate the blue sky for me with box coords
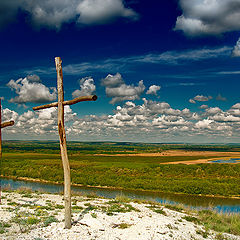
[1,0,240,143]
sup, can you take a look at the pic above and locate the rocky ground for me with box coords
[0,190,239,240]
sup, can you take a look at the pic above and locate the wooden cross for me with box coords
[0,99,15,203]
[33,57,97,229]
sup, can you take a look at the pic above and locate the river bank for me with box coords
[1,177,240,213]
[0,189,240,240]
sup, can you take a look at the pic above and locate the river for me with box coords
[1,177,240,213]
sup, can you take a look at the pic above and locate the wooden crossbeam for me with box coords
[33,95,97,111]
[1,121,14,129]
[33,57,97,229]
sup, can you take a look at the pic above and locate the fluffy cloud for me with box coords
[194,95,212,101]
[189,99,196,104]
[146,85,161,96]
[2,108,18,122]
[4,98,240,142]
[195,119,213,129]
[77,0,137,25]
[199,104,208,109]
[3,105,76,137]
[0,0,137,29]
[175,0,240,36]
[72,77,96,98]
[227,103,240,116]
[211,114,240,122]
[26,74,41,82]
[101,73,123,87]
[232,38,240,57]
[7,76,57,103]
[204,107,222,116]
[231,103,240,109]
[65,99,240,140]
[189,95,212,103]
[101,73,145,104]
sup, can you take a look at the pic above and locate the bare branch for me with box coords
[33,95,97,111]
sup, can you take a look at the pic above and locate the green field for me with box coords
[1,141,240,197]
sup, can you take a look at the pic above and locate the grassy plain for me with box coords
[1,141,240,197]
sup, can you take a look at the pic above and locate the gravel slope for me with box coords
[0,190,239,240]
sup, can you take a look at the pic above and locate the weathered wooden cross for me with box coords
[0,99,15,203]
[33,57,97,229]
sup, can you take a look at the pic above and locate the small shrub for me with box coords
[55,204,64,209]
[115,194,131,203]
[16,187,33,195]
[196,229,209,238]
[27,217,40,225]
[215,233,229,240]
[43,216,58,227]
[35,209,48,217]
[166,223,173,229]
[154,208,167,215]
[8,202,18,206]
[0,222,11,234]
[118,223,132,229]
[22,193,33,198]
[164,204,184,212]
[182,215,200,224]
[147,205,167,215]
[91,213,97,218]
[105,202,138,215]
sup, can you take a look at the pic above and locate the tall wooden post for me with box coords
[55,57,71,229]
[0,99,15,155]
[0,99,15,204]
[33,57,97,229]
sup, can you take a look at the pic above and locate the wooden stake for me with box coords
[33,57,97,229]
[55,57,71,229]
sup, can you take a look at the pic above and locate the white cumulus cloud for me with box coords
[199,104,208,109]
[2,108,18,122]
[7,76,57,103]
[175,0,240,36]
[72,77,96,98]
[195,119,213,129]
[189,99,196,104]
[146,85,161,96]
[190,95,212,103]
[101,73,145,104]
[77,0,137,25]
[5,98,240,142]
[0,0,137,30]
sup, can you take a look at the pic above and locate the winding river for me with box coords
[1,177,240,213]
